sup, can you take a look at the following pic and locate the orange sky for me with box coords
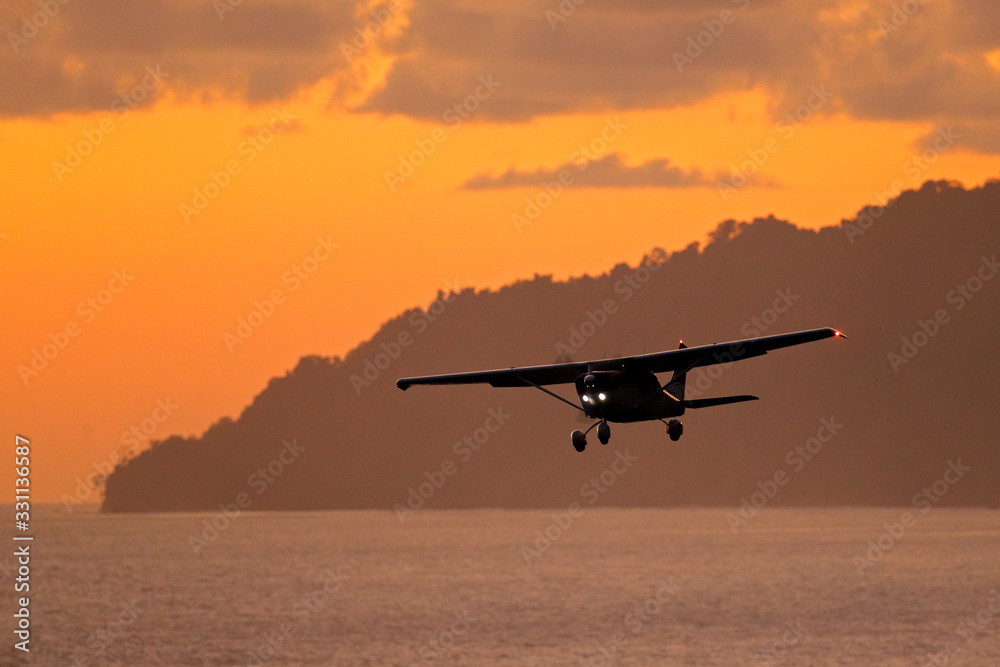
[2,0,998,503]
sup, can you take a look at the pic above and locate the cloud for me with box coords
[913,122,1000,155]
[4,0,1000,155]
[359,0,819,122]
[356,0,1000,150]
[462,152,771,190]
[0,0,359,117]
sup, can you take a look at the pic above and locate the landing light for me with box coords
[582,395,590,402]
[598,393,606,401]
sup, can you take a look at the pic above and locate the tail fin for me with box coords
[664,340,687,401]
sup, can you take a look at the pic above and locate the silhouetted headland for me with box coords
[103,179,1000,512]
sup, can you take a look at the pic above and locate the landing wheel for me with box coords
[571,429,587,452]
[667,419,683,442]
[597,421,611,445]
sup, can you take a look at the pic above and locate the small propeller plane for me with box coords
[397,327,844,452]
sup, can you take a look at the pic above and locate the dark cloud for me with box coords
[358,0,1000,151]
[4,0,1000,154]
[0,0,357,117]
[913,123,1000,156]
[359,0,822,121]
[462,152,767,190]
[947,0,1000,50]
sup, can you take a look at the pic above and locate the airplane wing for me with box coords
[396,327,843,390]
[624,326,844,375]
[397,359,589,390]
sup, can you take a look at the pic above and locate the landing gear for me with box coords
[667,419,683,442]
[571,420,610,452]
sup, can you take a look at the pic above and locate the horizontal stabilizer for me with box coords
[683,395,759,409]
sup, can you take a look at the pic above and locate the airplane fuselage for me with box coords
[574,369,685,423]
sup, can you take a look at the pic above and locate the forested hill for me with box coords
[103,179,1000,512]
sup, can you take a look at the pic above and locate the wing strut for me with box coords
[515,375,585,413]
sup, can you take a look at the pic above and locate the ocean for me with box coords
[8,507,1000,666]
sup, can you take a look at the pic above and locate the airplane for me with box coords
[397,327,845,452]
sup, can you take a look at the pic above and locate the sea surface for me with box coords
[6,507,1000,666]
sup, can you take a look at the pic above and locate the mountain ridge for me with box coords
[102,178,1000,512]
